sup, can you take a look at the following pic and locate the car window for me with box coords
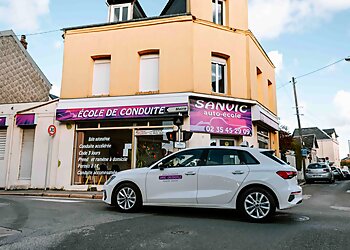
[308,164,326,169]
[159,149,206,168]
[261,151,286,165]
[206,149,246,166]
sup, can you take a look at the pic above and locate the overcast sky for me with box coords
[0,0,349,158]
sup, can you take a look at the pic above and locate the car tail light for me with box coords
[277,171,297,179]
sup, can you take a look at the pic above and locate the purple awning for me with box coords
[16,114,36,126]
[0,117,6,127]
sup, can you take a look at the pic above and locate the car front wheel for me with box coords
[113,183,142,213]
[238,188,276,222]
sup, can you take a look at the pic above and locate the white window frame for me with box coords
[139,54,160,92]
[109,3,133,22]
[92,59,111,96]
[212,0,225,25]
[211,56,227,94]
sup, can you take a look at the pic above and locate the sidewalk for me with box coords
[0,189,103,200]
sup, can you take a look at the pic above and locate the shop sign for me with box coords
[16,114,36,126]
[190,97,252,136]
[56,103,188,122]
[0,117,6,127]
[135,130,163,136]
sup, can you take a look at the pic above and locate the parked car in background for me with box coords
[341,167,350,180]
[331,167,345,180]
[103,147,302,222]
[305,163,334,184]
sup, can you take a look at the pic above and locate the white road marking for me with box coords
[30,198,84,203]
[330,206,350,212]
[302,195,312,200]
[346,190,350,193]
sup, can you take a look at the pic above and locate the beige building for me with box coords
[54,0,280,189]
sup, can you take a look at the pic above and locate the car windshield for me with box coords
[308,164,326,169]
[261,151,286,165]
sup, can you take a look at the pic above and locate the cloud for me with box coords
[333,90,350,126]
[268,51,283,75]
[0,0,50,32]
[332,90,350,158]
[249,0,350,40]
[54,40,63,49]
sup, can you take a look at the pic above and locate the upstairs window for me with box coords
[211,57,227,94]
[212,0,225,25]
[92,59,110,96]
[110,4,131,22]
[139,54,160,92]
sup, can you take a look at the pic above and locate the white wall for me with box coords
[0,101,60,189]
[317,139,340,166]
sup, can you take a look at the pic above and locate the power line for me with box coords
[294,58,346,80]
[277,57,348,91]
[16,29,61,37]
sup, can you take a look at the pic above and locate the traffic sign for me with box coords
[48,125,57,137]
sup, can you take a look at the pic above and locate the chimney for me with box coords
[20,35,28,49]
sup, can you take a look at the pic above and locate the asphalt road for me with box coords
[1,181,350,250]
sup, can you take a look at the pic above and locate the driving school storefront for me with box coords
[55,93,279,190]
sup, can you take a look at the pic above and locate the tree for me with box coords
[279,125,293,162]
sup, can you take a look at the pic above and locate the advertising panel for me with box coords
[16,114,36,126]
[56,103,188,121]
[190,97,252,136]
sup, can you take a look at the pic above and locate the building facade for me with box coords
[53,0,279,190]
[293,127,340,167]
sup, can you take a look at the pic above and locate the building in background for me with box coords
[0,30,58,189]
[293,127,340,167]
[53,0,279,190]
[0,30,51,104]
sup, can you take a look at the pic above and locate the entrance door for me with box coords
[146,149,206,204]
[19,129,35,180]
[197,148,249,205]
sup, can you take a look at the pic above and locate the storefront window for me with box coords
[73,130,132,185]
[135,129,174,168]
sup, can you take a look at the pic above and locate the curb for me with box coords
[0,192,103,200]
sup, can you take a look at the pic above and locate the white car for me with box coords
[103,147,302,222]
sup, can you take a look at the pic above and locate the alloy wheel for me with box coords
[244,192,271,219]
[117,187,137,210]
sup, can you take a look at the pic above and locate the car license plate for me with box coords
[313,175,322,177]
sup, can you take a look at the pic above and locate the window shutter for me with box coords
[0,129,6,161]
[139,55,159,92]
[92,60,111,96]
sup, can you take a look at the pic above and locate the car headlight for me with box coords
[105,175,116,185]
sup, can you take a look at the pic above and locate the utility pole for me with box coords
[292,77,306,176]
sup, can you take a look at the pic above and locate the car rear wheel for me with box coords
[113,183,142,213]
[238,187,276,222]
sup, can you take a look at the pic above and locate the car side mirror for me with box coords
[158,162,165,171]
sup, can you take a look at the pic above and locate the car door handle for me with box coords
[185,171,197,176]
[232,171,245,175]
